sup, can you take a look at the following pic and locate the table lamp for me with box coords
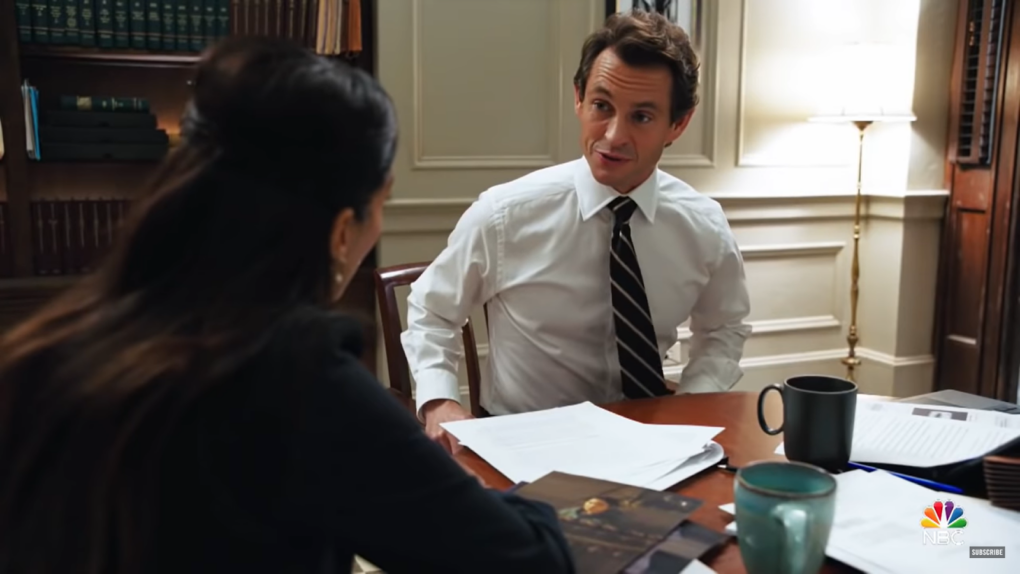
[808,43,916,383]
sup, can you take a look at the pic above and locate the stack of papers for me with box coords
[828,470,1019,572]
[441,401,725,490]
[719,470,1020,572]
[774,401,1020,467]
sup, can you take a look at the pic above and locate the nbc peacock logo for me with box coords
[921,499,967,546]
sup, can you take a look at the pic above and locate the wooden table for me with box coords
[455,391,862,574]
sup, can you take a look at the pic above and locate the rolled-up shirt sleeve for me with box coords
[401,193,501,418]
[677,219,752,393]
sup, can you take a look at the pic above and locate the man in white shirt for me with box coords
[401,10,752,453]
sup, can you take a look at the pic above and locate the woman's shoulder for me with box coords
[236,305,384,417]
[257,305,416,431]
[242,305,376,396]
[266,305,367,362]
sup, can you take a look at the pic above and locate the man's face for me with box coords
[574,48,693,193]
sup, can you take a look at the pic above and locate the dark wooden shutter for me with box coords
[952,0,1008,166]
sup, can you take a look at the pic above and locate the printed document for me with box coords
[860,400,1020,429]
[774,401,1020,466]
[441,402,724,489]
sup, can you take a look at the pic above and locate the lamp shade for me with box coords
[808,42,917,124]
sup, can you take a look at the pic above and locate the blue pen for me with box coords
[847,461,964,494]
[505,482,530,494]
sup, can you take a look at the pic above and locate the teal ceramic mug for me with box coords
[734,461,837,574]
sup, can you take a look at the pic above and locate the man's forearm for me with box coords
[413,367,463,419]
[676,326,749,393]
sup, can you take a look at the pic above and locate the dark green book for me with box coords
[202,0,214,44]
[16,0,32,42]
[111,0,126,47]
[59,96,151,112]
[129,0,145,48]
[64,0,80,44]
[174,0,188,50]
[146,0,160,48]
[48,0,65,44]
[188,0,203,52]
[96,0,113,46]
[30,0,50,44]
[160,0,175,49]
[79,0,96,45]
[43,110,157,128]
[216,0,228,38]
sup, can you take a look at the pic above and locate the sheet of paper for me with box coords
[441,402,723,489]
[850,409,1020,466]
[826,470,1020,573]
[718,503,734,534]
[773,404,1020,465]
[446,402,718,461]
[860,400,1020,429]
[642,442,725,490]
[681,561,716,574]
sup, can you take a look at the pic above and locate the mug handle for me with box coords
[771,503,810,574]
[757,384,784,435]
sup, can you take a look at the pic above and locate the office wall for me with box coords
[375,0,954,400]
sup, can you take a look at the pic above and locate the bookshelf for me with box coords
[0,0,380,375]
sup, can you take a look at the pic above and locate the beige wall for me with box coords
[375,0,954,400]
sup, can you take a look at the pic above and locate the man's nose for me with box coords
[604,115,627,145]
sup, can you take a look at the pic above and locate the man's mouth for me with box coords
[596,150,630,163]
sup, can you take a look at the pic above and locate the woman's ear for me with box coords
[330,207,357,267]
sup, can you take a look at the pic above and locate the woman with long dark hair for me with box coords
[0,37,573,574]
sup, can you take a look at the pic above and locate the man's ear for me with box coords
[330,208,356,266]
[665,109,696,148]
[574,84,584,116]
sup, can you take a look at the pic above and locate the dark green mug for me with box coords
[758,375,857,472]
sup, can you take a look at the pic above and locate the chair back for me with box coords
[373,262,483,417]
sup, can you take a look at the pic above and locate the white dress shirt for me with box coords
[401,158,752,416]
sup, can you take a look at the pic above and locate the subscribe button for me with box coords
[970,546,1006,558]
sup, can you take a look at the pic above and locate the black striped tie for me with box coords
[608,197,671,399]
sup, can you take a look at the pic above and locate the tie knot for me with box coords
[608,197,639,225]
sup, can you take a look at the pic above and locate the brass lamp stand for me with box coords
[808,113,915,383]
[809,41,917,384]
[841,120,872,382]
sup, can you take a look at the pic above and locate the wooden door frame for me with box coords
[934,0,1020,402]
[980,0,1020,402]
[998,134,1020,403]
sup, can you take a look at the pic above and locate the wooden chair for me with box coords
[373,262,484,418]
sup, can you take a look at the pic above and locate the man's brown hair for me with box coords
[573,10,700,123]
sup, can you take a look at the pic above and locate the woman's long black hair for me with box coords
[0,36,398,574]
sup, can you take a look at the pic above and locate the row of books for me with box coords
[15,0,230,51]
[13,0,364,55]
[0,200,132,278]
[30,199,133,277]
[24,83,170,162]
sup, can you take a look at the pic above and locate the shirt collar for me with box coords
[574,158,660,224]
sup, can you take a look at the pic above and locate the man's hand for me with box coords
[422,399,473,454]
